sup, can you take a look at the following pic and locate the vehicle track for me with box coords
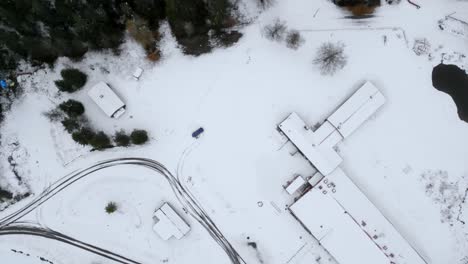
[0,158,245,264]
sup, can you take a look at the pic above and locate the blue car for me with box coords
[192,127,204,138]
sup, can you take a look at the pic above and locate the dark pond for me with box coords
[432,63,468,122]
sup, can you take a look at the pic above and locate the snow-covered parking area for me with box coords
[1,0,468,263]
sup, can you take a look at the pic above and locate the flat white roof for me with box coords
[285,175,306,195]
[278,112,342,175]
[133,67,144,79]
[327,81,385,138]
[88,82,126,118]
[153,203,190,240]
[290,169,427,264]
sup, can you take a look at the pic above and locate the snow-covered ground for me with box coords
[1,0,468,263]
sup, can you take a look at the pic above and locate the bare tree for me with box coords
[286,30,304,50]
[313,42,347,75]
[263,19,287,42]
[258,0,275,9]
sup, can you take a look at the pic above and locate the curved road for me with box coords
[0,157,245,264]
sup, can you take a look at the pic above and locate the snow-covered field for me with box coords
[1,0,468,263]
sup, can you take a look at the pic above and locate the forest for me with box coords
[0,0,240,74]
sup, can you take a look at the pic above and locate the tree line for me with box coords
[0,0,238,73]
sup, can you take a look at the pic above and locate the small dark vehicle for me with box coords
[192,127,204,138]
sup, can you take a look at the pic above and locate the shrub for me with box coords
[59,99,85,117]
[126,17,161,59]
[89,131,111,150]
[333,0,380,16]
[313,42,347,75]
[61,118,81,133]
[44,108,64,122]
[213,30,243,48]
[55,68,87,93]
[263,19,287,42]
[105,202,118,214]
[130,129,149,145]
[54,80,72,92]
[413,38,431,56]
[147,49,162,62]
[258,0,275,9]
[114,130,131,147]
[72,127,95,145]
[286,30,304,50]
[0,188,13,202]
[346,4,377,16]
[177,34,212,56]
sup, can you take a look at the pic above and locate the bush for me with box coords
[89,131,112,150]
[61,118,81,133]
[263,19,287,42]
[114,130,131,147]
[59,99,85,117]
[54,80,71,92]
[44,108,64,122]
[105,202,118,214]
[346,5,377,16]
[126,17,161,57]
[313,42,347,75]
[258,0,275,9]
[213,30,243,48]
[147,49,162,62]
[0,188,13,202]
[286,30,304,50]
[413,38,431,56]
[55,68,87,93]
[72,127,95,145]
[130,129,149,145]
[177,34,212,56]
[333,0,380,16]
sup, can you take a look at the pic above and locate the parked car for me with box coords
[192,127,204,138]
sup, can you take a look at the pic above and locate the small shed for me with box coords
[88,82,126,118]
[132,67,144,80]
[153,203,190,240]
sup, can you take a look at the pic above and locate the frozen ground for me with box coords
[1,0,468,263]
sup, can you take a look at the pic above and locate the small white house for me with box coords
[153,203,190,240]
[87,82,126,118]
[132,67,144,80]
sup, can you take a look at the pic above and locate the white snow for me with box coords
[0,0,468,263]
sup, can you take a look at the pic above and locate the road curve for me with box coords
[0,223,142,264]
[0,157,245,264]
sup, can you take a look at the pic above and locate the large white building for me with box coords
[278,81,385,175]
[280,82,427,264]
[289,169,428,264]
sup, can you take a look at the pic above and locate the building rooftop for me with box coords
[153,203,190,240]
[289,169,428,264]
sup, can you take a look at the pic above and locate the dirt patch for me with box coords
[432,63,468,122]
